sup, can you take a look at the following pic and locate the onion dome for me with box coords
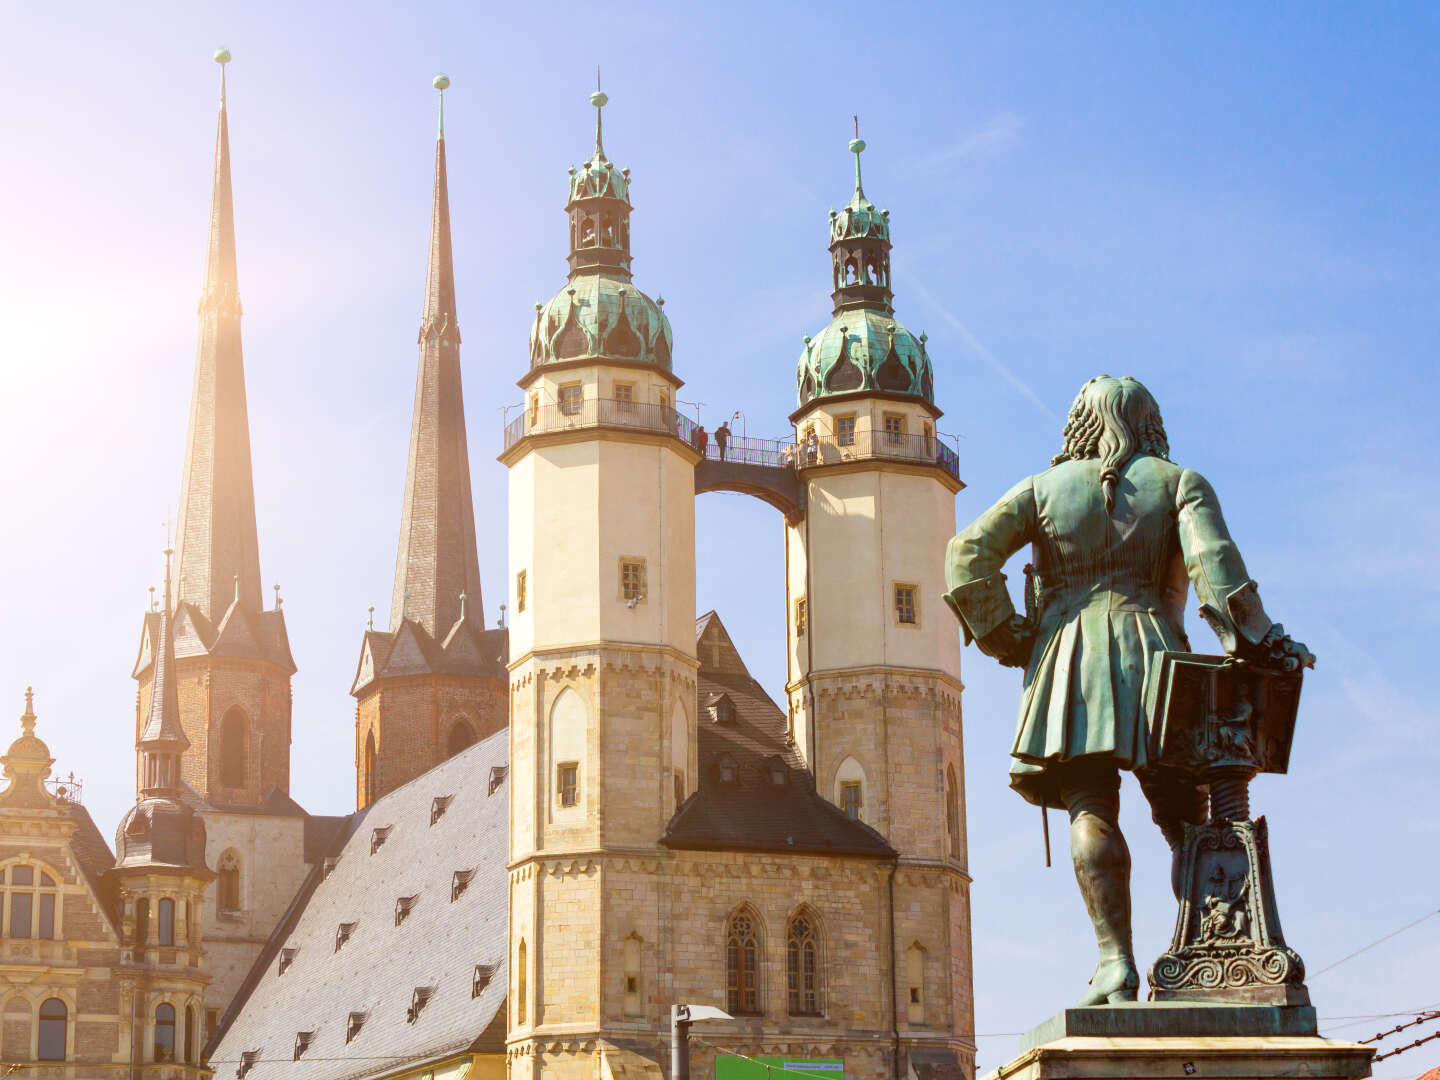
[0,688,56,808]
[796,135,933,408]
[529,90,673,373]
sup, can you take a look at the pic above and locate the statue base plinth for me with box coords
[983,1005,1371,1080]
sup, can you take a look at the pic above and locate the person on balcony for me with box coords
[714,422,731,461]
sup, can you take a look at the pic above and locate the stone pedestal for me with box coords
[981,1005,1371,1080]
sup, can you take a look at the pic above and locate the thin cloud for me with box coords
[908,111,1025,176]
[904,274,1057,418]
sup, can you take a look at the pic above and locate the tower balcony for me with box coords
[503,397,699,453]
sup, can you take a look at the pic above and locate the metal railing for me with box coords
[503,398,699,451]
[504,400,961,483]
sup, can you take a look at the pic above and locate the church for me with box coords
[0,55,974,1080]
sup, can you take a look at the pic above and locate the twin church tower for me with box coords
[135,61,973,1078]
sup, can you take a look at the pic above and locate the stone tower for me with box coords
[501,90,698,1073]
[787,136,975,1066]
[113,550,214,1072]
[352,76,507,809]
[133,51,295,806]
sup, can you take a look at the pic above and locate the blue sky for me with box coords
[1,1,1437,1073]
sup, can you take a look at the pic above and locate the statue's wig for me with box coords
[1051,375,1171,512]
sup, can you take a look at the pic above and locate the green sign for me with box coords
[714,1056,843,1080]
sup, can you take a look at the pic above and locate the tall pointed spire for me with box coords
[175,47,263,621]
[138,549,188,797]
[390,74,483,637]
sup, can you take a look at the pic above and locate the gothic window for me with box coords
[726,908,762,1015]
[3,863,57,939]
[517,939,528,1025]
[220,708,248,789]
[157,898,175,946]
[37,998,65,1061]
[946,765,962,859]
[217,851,241,913]
[906,944,927,1025]
[447,720,476,758]
[135,898,149,947]
[364,731,377,806]
[602,214,615,245]
[154,1003,176,1062]
[185,1004,198,1063]
[786,912,821,1016]
[581,217,595,245]
[836,757,867,822]
[845,259,857,285]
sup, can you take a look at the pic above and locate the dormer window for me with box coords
[488,766,508,796]
[708,693,736,725]
[278,947,297,975]
[768,760,788,786]
[239,1050,258,1077]
[473,963,496,998]
[293,1031,315,1061]
[370,826,392,854]
[430,795,453,826]
[346,1011,367,1043]
[395,896,417,926]
[407,986,435,1024]
[335,922,356,952]
[452,869,475,902]
[718,755,739,784]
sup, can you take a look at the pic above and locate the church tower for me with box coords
[787,135,975,1064]
[351,76,507,809]
[113,550,213,1072]
[132,49,295,807]
[502,89,698,1072]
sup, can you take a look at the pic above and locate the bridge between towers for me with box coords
[694,435,806,522]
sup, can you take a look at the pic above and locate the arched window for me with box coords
[3,863,58,939]
[516,939,528,1025]
[945,765,962,858]
[37,998,66,1061]
[726,907,761,1015]
[157,898,175,946]
[786,911,820,1016]
[835,757,867,821]
[154,1003,176,1062]
[363,731,377,806]
[220,708,248,789]
[447,720,476,757]
[135,898,149,947]
[185,1004,197,1063]
[217,851,241,913]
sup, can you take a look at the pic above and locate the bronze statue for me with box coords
[944,375,1313,1006]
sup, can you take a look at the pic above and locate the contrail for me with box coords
[904,274,1056,418]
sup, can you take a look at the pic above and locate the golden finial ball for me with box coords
[434,73,451,91]
[214,47,231,65]
[590,90,609,108]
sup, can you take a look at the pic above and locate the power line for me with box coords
[1358,1010,1440,1046]
[1310,907,1440,978]
[1374,1027,1440,1064]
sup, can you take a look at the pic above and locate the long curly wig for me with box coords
[1050,375,1171,512]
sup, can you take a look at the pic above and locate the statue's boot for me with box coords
[1070,809,1140,1005]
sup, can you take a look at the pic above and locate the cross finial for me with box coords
[433,73,451,137]
[149,585,157,612]
[367,604,375,631]
[24,686,34,715]
[273,583,281,610]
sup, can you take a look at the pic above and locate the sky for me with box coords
[2,1,1438,1074]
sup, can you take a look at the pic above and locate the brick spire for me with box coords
[175,49,263,621]
[388,75,483,637]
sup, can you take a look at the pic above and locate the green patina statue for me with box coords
[943,375,1313,1006]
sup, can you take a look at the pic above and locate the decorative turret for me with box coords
[529,90,673,373]
[0,688,56,809]
[796,133,933,409]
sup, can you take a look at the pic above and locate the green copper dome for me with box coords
[530,91,671,372]
[796,310,931,405]
[530,274,672,370]
[796,135,933,408]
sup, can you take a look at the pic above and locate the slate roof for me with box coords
[132,600,296,678]
[664,612,892,858]
[350,621,508,696]
[69,802,121,929]
[210,730,509,1080]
